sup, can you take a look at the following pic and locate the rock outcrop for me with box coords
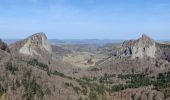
[116,34,156,59]
[11,32,52,56]
[0,39,10,53]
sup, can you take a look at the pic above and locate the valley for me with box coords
[0,32,170,100]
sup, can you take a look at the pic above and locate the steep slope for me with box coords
[19,32,51,56]
[0,37,89,100]
[156,42,170,62]
[116,34,156,59]
[10,32,52,57]
[0,39,11,65]
[89,34,170,76]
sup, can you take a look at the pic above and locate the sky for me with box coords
[0,0,170,39]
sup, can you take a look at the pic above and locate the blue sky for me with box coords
[0,0,170,39]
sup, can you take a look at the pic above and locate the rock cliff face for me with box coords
[14,32,52,56]
[117,34,156,59]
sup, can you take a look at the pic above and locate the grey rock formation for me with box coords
[117,34,156,59]
[19,32,52,56]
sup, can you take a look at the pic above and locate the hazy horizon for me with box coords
[3,38,170,46]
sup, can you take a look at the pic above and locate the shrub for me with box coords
[5,62,18,74]
[52,71,65,77]
[89,68,100,71]
[27,59,49,71]
[27,59,38,66]
[16,79,21,88]
[111,84,124,92]
[64,82,81,94]
[22,70,44,100]
[96,84,105,95]
[64,82,71,87]
[0,85,6,97]
[73,86,81,94]
[82,89,88,95]
[78,96,83,100]
[118,73,152,89]
[99,75,113,84]
[154,71,170,91]
[89,91,98,100]
[81,77,97,82]
[45,88,51,95]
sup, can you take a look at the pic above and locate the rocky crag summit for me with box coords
[10,32,52,56]
[116,34,156,59]
[92,34,170,76]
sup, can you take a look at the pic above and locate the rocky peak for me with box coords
[141,34,150,40]
[19,32,52,56]
[137,34,155,46]
[122,40,136,48]
[117,34,156,59]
